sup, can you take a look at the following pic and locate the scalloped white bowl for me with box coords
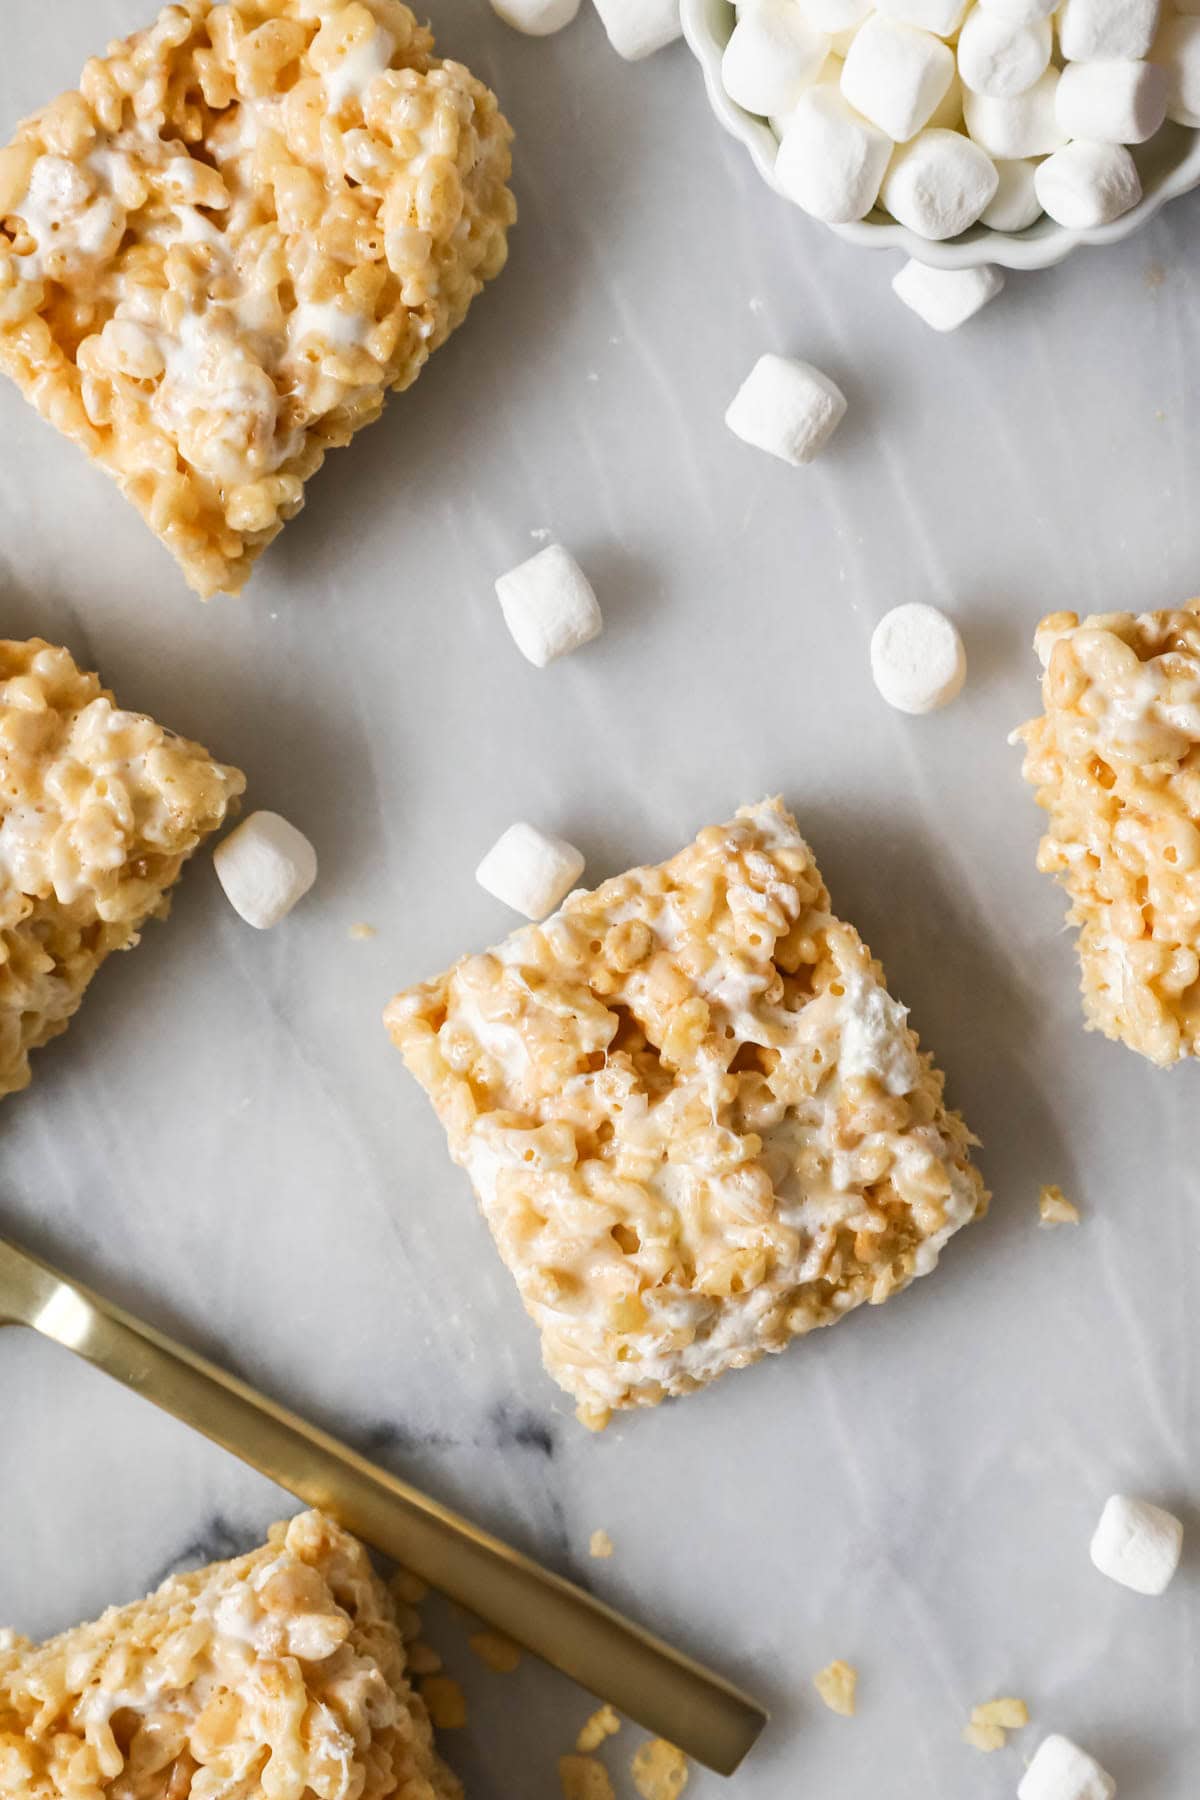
[682,0,1200,271]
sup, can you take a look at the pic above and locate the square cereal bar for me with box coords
[1015,603,1200,1066]
[386,799,987,1428]
[0,637,244,1097]
[0,0,514,598]
[0,1510,460,1800]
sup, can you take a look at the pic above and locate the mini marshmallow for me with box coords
[1056,59,1167,144]
[981,156,1043,228]
[490,0,580,33]
[1160,18,1200,128]
[1017,1735,1116,1800]
[927,70,965,129]
[775,87,892,220]
[875,0,969,39]
[1035,140,1142,228]
[870,603,966,711]
[881,129,999,237]
[722,2,828,115]
[213,811,318,929]
[978,0,1056,18]
[476,822,585,919]
[495,543,602,668]
[841,15,955,141]
[963,68,1068,157]
[724,353,847,465]
[1057,0,1161,62]
[1089,1495,1184,1595]
[956,9,1051,97]
[592,0,680,59]
[892,259,1005,328]
[795,0,871,32]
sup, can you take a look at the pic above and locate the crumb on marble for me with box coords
[419,1675,468,1729]
[350,922,377,940]
[1145,261,1166,290]
[963,1695,1029,1752]
[390,1570,428,1606]
[1039,1185,1080,1229]
[468,1629,522,1674]
[631,1739,689,1800]
[559,1754,616,1800]
[577,1704,621,1754]
[589,1530,615,1560]
[405,1641,443,1675]
[813,1660,858,1717]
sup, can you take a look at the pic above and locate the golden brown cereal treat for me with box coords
[0,637,244,1098]
[386,799,987,1427]
[1015,604,1200,1065]
[0,1511,460,1800]
[0,0,515,598]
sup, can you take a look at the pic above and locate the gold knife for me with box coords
[0,1233,767,1777]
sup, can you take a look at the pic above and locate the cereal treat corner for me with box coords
[386,799,987,1428]
[0,0,515,597]
[1015,603,1200,1066]
[0,1510,460,1800]
[0,637,244,1097]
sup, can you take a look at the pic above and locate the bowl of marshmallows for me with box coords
[682,0,1200,267]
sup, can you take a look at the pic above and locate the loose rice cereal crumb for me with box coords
[390,1571,428,1606]
[419,1675,467,1729]
[589,1530,615,1559]
[576,1704,621,1753]
[972,1697,1029,1730]
[405,1641,443,1675]
[1039,1185,1081,1227]
[813,1660,858,1717]
[631,1739,689,1800]
[468,1630,521,1674]
[350,922,377,940]
[558,1755,616,1800]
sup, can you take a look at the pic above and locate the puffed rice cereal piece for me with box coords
[1014,602,1200,1065]
[385,798,987,1426]
[1039,1183,1081,1227]
[0,0,515,598]
[813,1658,858,1715]
[631,1738,689,1800]
[0,1510,460,1800]
[577,1703,622,1752]
[559,1754,617,1800]
[0,636,244,1098]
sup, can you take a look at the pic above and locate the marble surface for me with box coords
[1,5,1199,1796]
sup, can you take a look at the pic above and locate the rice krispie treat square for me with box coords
[1015,603,1200,1066]
[0,637,244,1097]
[0,0,514,598]
[386,798,987,1428]
[0,1510,460,1800]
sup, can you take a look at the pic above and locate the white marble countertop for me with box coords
[1,5,1198,1796]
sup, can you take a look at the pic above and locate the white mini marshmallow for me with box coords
[1057,0,1160,62]
[725,353,847,465]
[841,15,955,140]
[495,543,602,668]
[213,811,318,930]
[1089,1494,1184,1595]
[795,0,870,32]
[963,68,1068,157]
[881,129,999,237]
[981,156,1043,228]
[956,8,1051,97]
[1160,17,1200,128]
[870,603,966,711]
[1056,59,1167,143]
[892,258,1005,328]
[476,822,585,919]
[592,0,680,58]
[1017,1735,1116,1800]
[875,0,969,39]
[775,87,892,220]
[490,0,579,33]
[977,0,1055,17]
[1035,140,1142,227]
[927,69,965,128]
[722,2,828,115]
